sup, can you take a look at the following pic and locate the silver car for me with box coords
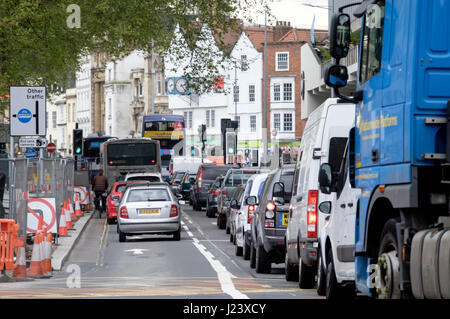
[116,183,181,242]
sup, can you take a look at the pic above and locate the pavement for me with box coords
[51,209,95,271]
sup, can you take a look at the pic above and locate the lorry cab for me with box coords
[325,0,450,299]
[286,98,355,288]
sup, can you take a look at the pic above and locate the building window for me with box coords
[211,110,215,128]
[206,110,210,128]
[249,85,255,102]
[183,111,188,125]
[139,80,143,96]
[241,55,248,71]
[276,52,289,71]
[52,111,57,129]
[284,113,293,131]
[108,98,112,120]
[283,83,292,101]
[157,72,162,95]
[233,85,239,102]
[189,111,193,129]
[273,84,281,101]
[250,115,256,132]
[274,113,280,131]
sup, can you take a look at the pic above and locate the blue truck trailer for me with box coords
[325,0,450,299]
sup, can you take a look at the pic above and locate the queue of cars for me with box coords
[182,99,358,299]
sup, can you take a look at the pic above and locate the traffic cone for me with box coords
[58,205,70,237]
[12,235,27,279]
[40,231,48,276]
[43,232,53,277]
[75,194,83,218]
[28,232,44,278]
[65,201,74,230]
[68,199,77,221]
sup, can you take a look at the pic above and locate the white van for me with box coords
[169,156,203,178]
[285,98,355,288]
[316,136,360,298]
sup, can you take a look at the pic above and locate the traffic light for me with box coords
[198,124,206,142]
[226,131,236,155]
[73,129,83,155]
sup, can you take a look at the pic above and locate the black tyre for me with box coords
[235,241,243,256]
[173,228,181,241]
[217,215,226,229]
[298,256,315,289]
[243,232,251,260]
[249,240,256,269]
[255,243,271,274]
[317,249,327,296]
[226,224,230,234]
[119,231,126,242]
[107,217,115,225]
[285,249,299,282]
[325,250,355,299]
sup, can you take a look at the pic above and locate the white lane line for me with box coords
[187,231,194,237]
[183,218,249,299]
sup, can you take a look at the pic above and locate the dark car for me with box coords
[248,165,295,274]
[191,164,238,211]
[206,176,224,218]
[217,168,268,232]
[180,172,196,200]
[169,170,186,196]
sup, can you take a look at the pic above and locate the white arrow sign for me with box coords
[124,248,148,255]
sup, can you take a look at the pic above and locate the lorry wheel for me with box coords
[285,249,299,282]
[249,240,256,269]
[316,250,326,296]
[377,218,401,299]
[298,256,315,289]
[256,243,271,274]
[243,233,251,260]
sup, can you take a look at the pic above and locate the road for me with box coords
[0,204,322,299]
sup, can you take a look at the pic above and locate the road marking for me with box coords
[96,218,108,266]
[182,217,249,299]
[124,249,149,255]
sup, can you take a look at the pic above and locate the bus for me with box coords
[80,135,116,181]
[100,138,161,186]
[142,114,185,181]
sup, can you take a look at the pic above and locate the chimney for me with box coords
[273,21,292,42]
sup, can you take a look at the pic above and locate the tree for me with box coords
[0,0,269,111]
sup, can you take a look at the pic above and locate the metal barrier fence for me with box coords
[0,158,75,239]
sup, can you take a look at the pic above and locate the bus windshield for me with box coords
[107,143,157,166]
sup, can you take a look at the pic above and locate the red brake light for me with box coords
[213,189,219,196]
[170,205,178,218]
[120,206,129,219]
[307,190,318,238]
[247,205,255,223]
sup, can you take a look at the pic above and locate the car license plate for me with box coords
[280,212,289,226]
[140,209,160,215]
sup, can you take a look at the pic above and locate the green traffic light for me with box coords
[75,147,82,154]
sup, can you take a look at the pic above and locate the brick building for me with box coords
[246,21,327,145]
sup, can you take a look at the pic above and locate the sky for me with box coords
[244,0,329,30]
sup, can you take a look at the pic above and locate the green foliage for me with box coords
[0,0,267,111]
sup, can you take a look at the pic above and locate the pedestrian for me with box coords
[90,169,108,213]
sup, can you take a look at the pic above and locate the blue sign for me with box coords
[17,108,33,123]
[24,148,37,159]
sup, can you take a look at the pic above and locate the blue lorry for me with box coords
[325,0,450,299]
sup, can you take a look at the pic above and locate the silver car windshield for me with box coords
[127,189,171,202]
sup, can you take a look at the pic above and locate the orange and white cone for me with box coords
[68,199,77,221]
[43,232,53,277]
[40,230,48,277]
[75,194,83,218]
[65,201,74,230]
[58,205,69,237]
[12,235,28,279]
[28,232,44,278]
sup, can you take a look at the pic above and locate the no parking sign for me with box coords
[27,198,57,233]
[74,186,89,204]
